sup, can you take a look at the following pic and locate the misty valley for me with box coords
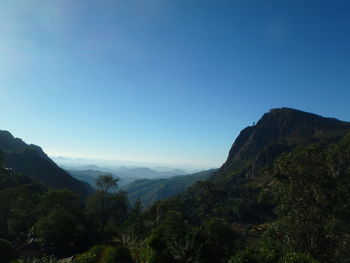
[1,1,350,262]
[1,108,350,263]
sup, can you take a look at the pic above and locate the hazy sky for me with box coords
[0,0,349,169]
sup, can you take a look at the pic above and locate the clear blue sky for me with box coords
[0,0,349,169]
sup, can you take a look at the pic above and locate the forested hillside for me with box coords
[123,169,216,208]
[1,108,350,263]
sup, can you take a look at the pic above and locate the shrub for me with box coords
[229,246,278,263]
[74,245,133,263]
[74,245,104,263]
[279,252,319,263]
[101,246,133,263]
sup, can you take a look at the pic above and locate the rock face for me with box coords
[0,130,93,198]
[215,108,350,182]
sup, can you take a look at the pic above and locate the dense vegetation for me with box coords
[1,108,350,263]
[66,168,215,205]
[0,165,129,261]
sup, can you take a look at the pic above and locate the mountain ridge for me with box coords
[213,107,350,182]
[123,169,217,207]
[0,130,93,198]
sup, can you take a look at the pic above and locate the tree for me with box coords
[33,189,92,254]
[0,173,44,241]
[126,199,146,240]
[96,174,119,193]
[139,231,177,263]
[0,150,4,167]
[87,174,128,235]
[268,137,350,262]
[188,217,238,263]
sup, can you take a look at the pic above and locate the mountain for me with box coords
[63,165,187,179]
[130,108,350,263]
[64,165,188,189]
[66,169,103,189]
[213,107,350,184]
[123,169,217,208]
[108,166,187,179]
[65,169,137,188]
[0,130,93,198]
[159,108,350,226]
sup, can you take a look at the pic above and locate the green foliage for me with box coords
[180,181,229,225]
[124,169,215,208]
[103,246,133,263]
[279,252,319,263]
[87,175,128,235]
[33,189,92,253]
[74,245,133,263]
[2,112,350,263]
[139,231,176,263]
[268,134,350,262]
[0,173,94,257]
[95,175,119,193]
[154,210,190,260]
[229,248,318,263]
[188,217,238,263]
[0,150,4,166]
[228,246,278,263]
[0,239,15,263]
[0,172,45,240]
[137,209,239,263]
[74,245,104,263]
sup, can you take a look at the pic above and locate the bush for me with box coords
[229,246,278,263]
[74,245,104,263]
[137,232,176,263]
[74,245,133,263]
[101,246,133,263]
[279,252,319,263]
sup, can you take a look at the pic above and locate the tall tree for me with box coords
[87,174,128,235]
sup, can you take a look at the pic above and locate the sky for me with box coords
[0,0,349,169]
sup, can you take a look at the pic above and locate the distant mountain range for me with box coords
[53,156,189,175]
[64,165,215,207]
[64,165,188,188]
[0,130,93,198]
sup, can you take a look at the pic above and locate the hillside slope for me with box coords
[166,108,350,225]
[213,107,350,184]
[140,108,350,263]
[0,130,93,198]
[124,169,216,207]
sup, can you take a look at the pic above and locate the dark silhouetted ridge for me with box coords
[0,130,93,198]
[215,108,350,181]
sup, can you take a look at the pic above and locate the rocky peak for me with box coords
[216,108,350,180]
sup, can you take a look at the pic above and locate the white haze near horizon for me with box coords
[51,155,214,174]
